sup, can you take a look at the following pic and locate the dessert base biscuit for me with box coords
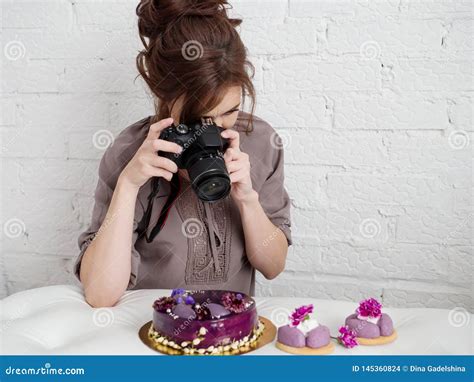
[276,340,335,355]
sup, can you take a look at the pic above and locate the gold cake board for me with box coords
[139,316,276,355]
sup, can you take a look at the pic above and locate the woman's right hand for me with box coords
[118,117,182,190]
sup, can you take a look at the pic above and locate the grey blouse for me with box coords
[73,111,292,296]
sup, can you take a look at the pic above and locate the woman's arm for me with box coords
[236,191,288,279]
[221,129,289,280]
[80,179,139,308]
[79,118,182,307]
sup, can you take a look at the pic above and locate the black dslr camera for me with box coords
[159,117,230,202]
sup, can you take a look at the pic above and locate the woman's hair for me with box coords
[136,0,256,131]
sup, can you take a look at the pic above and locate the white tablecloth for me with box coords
[1,285,472,355]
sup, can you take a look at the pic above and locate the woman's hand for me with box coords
[221,129,257,204]
[118,117,182,190]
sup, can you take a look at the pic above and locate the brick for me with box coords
[3,253,74,295]
[2,59,62,93]
[3,158,100,192]
[2,0,72,29]
[266,56,380,92]
[319,243,449,282]
[384,59,472,92]
[1,126,67,158]
[19,93,108,128]
[256,92,331,129]
[397,207,472,246]
[73,0,138,30]
[60,58,143,93]
[281,129,389,167]
[241,18,317,55]
[327,17,444,59]
[230,0,287,19]
[326,173,454,210]
[334,92,448,130]
[2,188,82,232]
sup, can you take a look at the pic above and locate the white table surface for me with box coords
[1,285,472,355]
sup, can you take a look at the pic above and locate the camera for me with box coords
[158,117,230,202]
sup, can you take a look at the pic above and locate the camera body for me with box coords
[159,118,231,202]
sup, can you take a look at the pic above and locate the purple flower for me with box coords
[176,296,184,304]
[338,325,358,348]
[185,295,195,305]
[171,288,185,297]
[153,297,176,313]
[289,304,314,327]
[221,292,246,313]
[356,298,382,318]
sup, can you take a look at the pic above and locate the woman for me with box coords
[74,0,292,308]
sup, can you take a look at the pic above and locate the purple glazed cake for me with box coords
[148,289,265,355]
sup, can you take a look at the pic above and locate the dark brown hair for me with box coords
[136,0,256,131]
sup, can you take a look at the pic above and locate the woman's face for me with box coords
[170,85,242,129]
[170,85,242,181]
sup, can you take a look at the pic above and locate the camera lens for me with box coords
[198,176,230,200]
[187,155,231,202]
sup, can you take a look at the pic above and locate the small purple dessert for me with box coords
[343,298,395,344]
[150,290,265,355]
[276,304,333,353]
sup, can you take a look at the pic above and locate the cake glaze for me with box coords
[149,289,264,355]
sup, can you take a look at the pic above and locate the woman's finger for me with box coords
[229,168,248,183]
[148,154,179,173]
[223,147,240,163]
[147,117,174,140]
[221,128,240,150]
[152,138,183,154]
[145,164,174,181]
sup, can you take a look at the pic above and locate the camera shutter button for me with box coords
[176,124,189,135]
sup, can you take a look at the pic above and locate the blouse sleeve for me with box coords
[257,135,293,246]
[73,146,144,290]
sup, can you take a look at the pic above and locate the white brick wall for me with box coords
[1,0,472,312]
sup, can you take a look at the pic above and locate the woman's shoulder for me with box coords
[236,111,285,171]
[97,115,152,186]
[235,111,276,139]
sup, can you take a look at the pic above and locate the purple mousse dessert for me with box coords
[344,298,394,339]
[148,289,265,355]
[277,304,331,350]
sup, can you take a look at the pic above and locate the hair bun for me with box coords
[137,0,239,39]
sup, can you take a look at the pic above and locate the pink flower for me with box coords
[356,298,382,318]
[289,304,314,327]
[221,292,246,313]
[338,325,358,348]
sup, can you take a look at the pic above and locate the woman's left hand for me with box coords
[221,129,256,204]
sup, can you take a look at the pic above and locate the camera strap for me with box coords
[135,174,181,243]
